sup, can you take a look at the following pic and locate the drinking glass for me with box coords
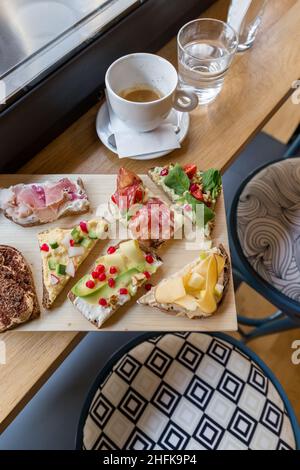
[177,18,238,105]
[228,0,267,52]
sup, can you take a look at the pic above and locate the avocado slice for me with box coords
[48,258,57,271]
[73,269,139,303]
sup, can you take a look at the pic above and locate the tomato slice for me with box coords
[183,164,197,179]
[190,184,204,201]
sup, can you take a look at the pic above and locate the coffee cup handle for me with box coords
[173,89,198,112]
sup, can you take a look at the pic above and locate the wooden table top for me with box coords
[1,0,300,433]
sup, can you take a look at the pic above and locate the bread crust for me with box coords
[138,244,230,319]
[0,245,40,332]
[1,177,90,227]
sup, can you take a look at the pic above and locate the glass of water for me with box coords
[177,19,238,105]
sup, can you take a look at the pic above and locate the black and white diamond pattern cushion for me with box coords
[81,333,297,450]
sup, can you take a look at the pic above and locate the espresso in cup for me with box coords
[119,85,162,103]
[105,53,198,132]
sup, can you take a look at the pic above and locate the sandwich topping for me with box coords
[0,178,90,226]
[149,164,222,231]
[140,247,227,318]
[70,240,162,327]
[38,218,108,307]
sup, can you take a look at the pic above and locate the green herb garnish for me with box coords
[164,163,190,195]
[185,193,215,227]
[202,169,222,200]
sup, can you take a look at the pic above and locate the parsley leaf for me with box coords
[202,169,222,200]
[185,193,215,227]
[164,163,190,195]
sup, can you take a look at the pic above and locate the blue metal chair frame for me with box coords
[229,135,300,342]
[75,332,300,450]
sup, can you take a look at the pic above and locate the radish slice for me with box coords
[66,260,75,277]
[50,274,60,285]
[62,233,72,248]
[68,246,85,258]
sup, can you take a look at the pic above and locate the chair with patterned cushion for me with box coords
[76,333,299,450]
[229,157,300,341]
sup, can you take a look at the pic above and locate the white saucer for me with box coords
[96,100,190,161]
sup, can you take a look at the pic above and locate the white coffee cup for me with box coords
[105,53,198,132]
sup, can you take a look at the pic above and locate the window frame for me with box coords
[0,0,216,172]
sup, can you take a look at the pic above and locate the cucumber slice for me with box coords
[48,258,57,271]
[50,241,59,249]
[71,227,83,243]
[81,238,93,249]
[56,264,66,276]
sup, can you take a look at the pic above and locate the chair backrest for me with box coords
[229,157,300,322]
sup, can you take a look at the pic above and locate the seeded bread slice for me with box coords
[0,245,40,332]
[68,242,163,329]
[138,245,230,319]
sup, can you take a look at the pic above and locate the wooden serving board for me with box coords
[0,175,237,332]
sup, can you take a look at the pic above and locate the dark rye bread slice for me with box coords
[0,246,40,332]
[138,244,230,319]
[2,178,90,228]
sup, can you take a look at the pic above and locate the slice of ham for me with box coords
[129,197,174,241]
[0,178,89,225]
[44,178,78,206]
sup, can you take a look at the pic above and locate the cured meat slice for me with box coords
[0,177,90,227]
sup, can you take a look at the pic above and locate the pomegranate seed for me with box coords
[108,278,116,288]
[143,271,151,279]
[96,264,105,273]
[92,271,99,279]
[99,298,108,307]
[190,183,198,193]
[70,239,75,247]
[109,266,118,275]
[40,243,49,252]
[119,288,128,295]
[86,280,95,289]
[160,168,169,177]
[107,246,116,255]
[99,273,107,282]
[145,283,152,291]
[80,221,88,233]
[145,254,154,264]
[111,194,117,204]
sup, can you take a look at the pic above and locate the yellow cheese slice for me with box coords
[155,277,186,303]
[174,295,199,311]
[187,272,205,290]
[119,240,145,269]
[196,255,218,314]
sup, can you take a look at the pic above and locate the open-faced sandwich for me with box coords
[38,218,109,309]
[110,167,174,248]
[138,245,230,319]
[0,177,90,226]
[148,164,222,236]
[0,245,40,332]
[69,239,162,328]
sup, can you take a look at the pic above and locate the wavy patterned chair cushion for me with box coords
[81,333,296,450]
[237,158,300,302]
